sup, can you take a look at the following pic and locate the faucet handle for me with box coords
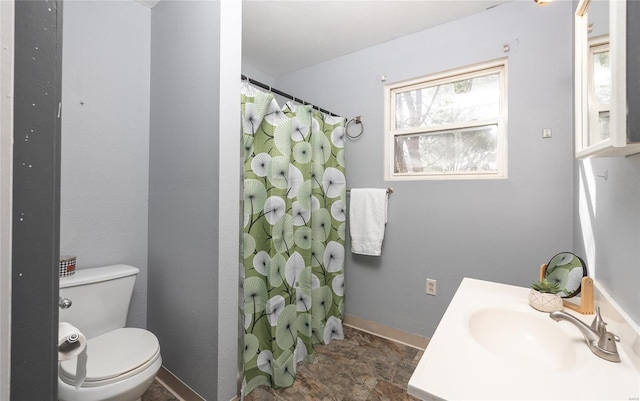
[590,306,607,335]
[591,307,621,349]
[598,331,621,357]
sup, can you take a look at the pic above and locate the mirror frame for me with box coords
[575,0,640,157]
[544,252,588,298]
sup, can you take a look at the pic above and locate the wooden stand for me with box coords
[540,264,594,315]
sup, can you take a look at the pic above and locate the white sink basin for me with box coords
[468,306,577,371]
[408,278,640,401]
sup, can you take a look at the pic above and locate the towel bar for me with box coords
[346,187,393,194]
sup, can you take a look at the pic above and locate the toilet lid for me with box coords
[60,327,159,384]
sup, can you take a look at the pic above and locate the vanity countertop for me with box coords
[408,278,640,401]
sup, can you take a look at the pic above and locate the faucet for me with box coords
[549,307,620,362]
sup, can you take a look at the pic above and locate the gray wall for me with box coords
[60,1,240,398]
[59,2,241,398]
[60,1,151,328]
[242,63,276,87]
[269,0,575,337]
[573,154,640,325]
[148,2,222,399]
[571,0,640,326]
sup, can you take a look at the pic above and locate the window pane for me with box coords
[598,111,610,140]
[588,110,610,146]
[592,50,610,105]
[395,73,500,130]
[394,125,498,174]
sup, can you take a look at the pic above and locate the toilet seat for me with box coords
[60,327,160,388]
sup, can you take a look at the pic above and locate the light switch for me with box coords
[543,128,552,138]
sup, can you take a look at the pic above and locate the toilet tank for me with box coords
[59,264,139,339]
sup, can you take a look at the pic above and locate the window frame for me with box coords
[586,37,610,147]
[384,58,508,181]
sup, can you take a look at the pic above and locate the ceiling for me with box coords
[242,0,512,77]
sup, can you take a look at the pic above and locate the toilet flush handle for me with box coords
[59,297,72,309]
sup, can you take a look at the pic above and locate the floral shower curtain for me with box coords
[241,84,347,395]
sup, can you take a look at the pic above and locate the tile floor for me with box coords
[245,326,423,401]
[143,326,424,401]
[142,379,179,401]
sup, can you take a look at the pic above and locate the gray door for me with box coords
[11,1,62,399]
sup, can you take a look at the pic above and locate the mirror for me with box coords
[544,252,588,298]
[575,0,640,157]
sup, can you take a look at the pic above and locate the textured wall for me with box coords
[148,2,222,399]
[60,1,151,328]
[271,0,575,337]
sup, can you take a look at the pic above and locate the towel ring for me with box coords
[346,116,364,139]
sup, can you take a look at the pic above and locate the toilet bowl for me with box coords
[58,265,162,401]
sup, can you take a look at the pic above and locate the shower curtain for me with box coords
[241,84,347,394]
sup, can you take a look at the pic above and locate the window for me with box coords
[384,59,508,180]
[587,37,610,147]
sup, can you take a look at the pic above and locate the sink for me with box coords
[408,278,639,401]
[467,306,577,371]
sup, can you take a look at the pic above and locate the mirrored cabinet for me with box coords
[575,0,640,158]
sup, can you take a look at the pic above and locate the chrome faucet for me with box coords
[549,307,620,362]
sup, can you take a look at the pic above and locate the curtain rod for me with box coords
[241,74,341,118]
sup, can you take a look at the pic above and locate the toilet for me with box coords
[58,264,162,401]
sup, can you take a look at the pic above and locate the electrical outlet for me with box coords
[426,278,437,296]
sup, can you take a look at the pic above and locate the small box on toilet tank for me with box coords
[59,255,76,277]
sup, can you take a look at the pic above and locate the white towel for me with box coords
[349,188,388,256]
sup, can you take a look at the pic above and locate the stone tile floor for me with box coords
[244,326,423,401]
[143,325,424,401]
[142,379,179,401]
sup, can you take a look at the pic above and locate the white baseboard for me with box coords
[156,366,240,401]
[344,313,430,350]
[156,366,204,401]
